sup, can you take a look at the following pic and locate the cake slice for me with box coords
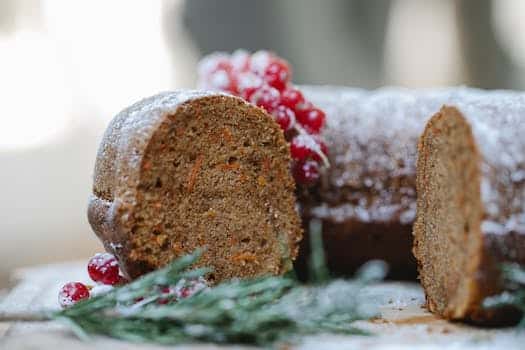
[88,91,302,282]
[414,98,525,323]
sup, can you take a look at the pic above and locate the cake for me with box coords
[414,93,525,323]
[295,86,438,279]
[88,91,302,282]
[294,87,525,285]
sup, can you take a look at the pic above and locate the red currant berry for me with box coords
[238,72,263,100]
[295,106,326,134]
[281,87,305,109]
[294,100,313,113]
[293,160,320,185]
[272,105,295,131]
[87,253,120,285]
[58,282,90,308]
[197,53,232,77]
[208,69,238,94]
[231,49,251,72]
[197,53,239,93]
[263,59,291,91]
[249,85,280,112]
[290,134,317,160]
[249,50,272,75]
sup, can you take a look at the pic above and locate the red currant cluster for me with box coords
[198,50,329,185]
[58,253,123,308]
[58,253,207,308]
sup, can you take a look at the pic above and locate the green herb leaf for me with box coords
[308,219,329,284]
[55,224,386,345]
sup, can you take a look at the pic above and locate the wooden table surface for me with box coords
[1,262,524,349]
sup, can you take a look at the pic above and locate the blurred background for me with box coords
[1,0,525,287]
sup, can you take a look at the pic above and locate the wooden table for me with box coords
[1,262,523,349]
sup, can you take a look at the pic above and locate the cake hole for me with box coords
[260,238,268,247]
[241,237,251,244]
[155,178,162,188]
[228,156,238,164]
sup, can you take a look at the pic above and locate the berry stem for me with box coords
[292,123,330,168]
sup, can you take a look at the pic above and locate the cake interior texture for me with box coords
[93,95,302,282]
[414,106,484,319]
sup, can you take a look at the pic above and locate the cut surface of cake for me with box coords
[414,94,525,323]
[88,91,302,282]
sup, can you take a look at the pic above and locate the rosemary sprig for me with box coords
[54,222,387,345]
[483,263,525,328]
[308,219,329,284]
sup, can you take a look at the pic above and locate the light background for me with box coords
[1,0,525,287]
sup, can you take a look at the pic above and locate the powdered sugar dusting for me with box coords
[57,289,75,307]
[97,90,234,190]
[89,253,118,272]
[300,86,438,225]
[90,284,114,297]
[449,89,525,235]
[249,50,271,75]
[301,86,525,236]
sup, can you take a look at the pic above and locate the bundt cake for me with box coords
[88,91,302,282]
[414,93,525,323]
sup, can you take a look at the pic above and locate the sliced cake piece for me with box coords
[88,91,302,282]
[414,100,525,323]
